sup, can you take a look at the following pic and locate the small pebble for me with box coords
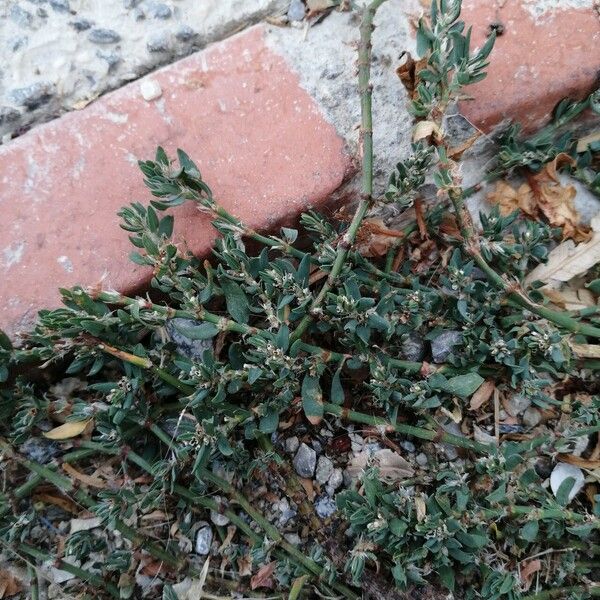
[284,533,302,546]
[314,494,337,519]
[293,443,317,478]
[149,2,172,19]
[400,332,426,362]
[146,31,172,52]
[505,393,531,417]
[535,457,554,480]
[400,441,416,453]
[326,468,343,495]
[20,438,62,464]
[10,82,54,110]
[140,79,162,101]
[498,424,523,434]
[195,522,213,555]
[165,318,212,362]
[210,497,230,526]
[49,0,70,12]
[431,330,462,363]
[522,407,541,428]
[285,436,299,454]
[315,456,334,484]
[287,0,306,21]
[175,26,196,42]
[71,19,92,31]
[88,28,121,44]
[416,452,428,467]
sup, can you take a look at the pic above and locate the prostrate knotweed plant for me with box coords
[1,1,600,598]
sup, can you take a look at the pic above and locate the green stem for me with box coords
[0,440,185,570]
[289,0,388,344]
[27,563,39,600]
[323,402,492,453]
[148,424,359,599]
[16,543,120,598]
[448,189,600,339]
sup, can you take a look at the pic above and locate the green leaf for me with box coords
[219,278,249,324]
[173,321,219,340]
[438,565,455,591]
[442,373,484,398]
[259,409,279,434]
[301,375,323,425]
[520,520,539,542]
[330,367,345,405]
[288,575,308,600]
[0,328,13,351]
[556,476,576,506]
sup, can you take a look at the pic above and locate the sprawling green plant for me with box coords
[1,1,600,598]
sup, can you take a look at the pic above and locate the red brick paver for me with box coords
[0,25,352,338]
[459,1,600,132]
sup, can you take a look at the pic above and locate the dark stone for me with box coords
[10,6,33,27]
[165,318,213,362]
[20,438,62,464]
[49,0,70,12]
[175,25,196,42]
[0,107,21,127]
[96,51,122,72]
[149,2,172,19]
[10,36,29,52]
[123,0,142,7]
[146,31,172,52]
[430,330,462,363]
[88,28,121,44]
[498,424,523,434]
[71,18,92,31]
[535,457,554,480]
[37,8,48,18]
[399,332,426,362]
[10,82,54,110]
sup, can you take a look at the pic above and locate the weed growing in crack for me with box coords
[1,0,600,598]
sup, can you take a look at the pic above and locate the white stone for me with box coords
[140,79,162,101]
[315,455,334,484]
[550,463,585,503]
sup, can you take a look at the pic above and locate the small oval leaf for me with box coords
[44,419,92,440]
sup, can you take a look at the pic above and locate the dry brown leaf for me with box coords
[487,181,536,217]
[569,342,600,359]
[348,448,414,482]
[0,570,22,599]
[250,561,277,590]
[415,495,427,523]
[237,554,253,577]
[413,120,442,144]
[306,0,336,17]
[558,453,600,470]
[543,287,597,310]
[33,492,80,514]
[525,215,600,286]
[356,218,405,257]
[577,130,600,153]
[298,477,315,501]
[396,52,428,99]
[520,559,541,591]
[447,133,481,160]
[62,463,106,488]
[43,419,92,440]
[469,380,496,411]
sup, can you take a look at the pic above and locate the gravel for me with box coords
[88,28,121,44]
[315,456,334,484]
[293,443,317,478]
[314,494,337,519]
[431,330,462,363]
[165,318,213,362]
[285,436,300,454]
[522,407,542,427]
[195,522,213,555]
[505,393,532,417]
[400,332,426,362]
[287,0,306,21]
